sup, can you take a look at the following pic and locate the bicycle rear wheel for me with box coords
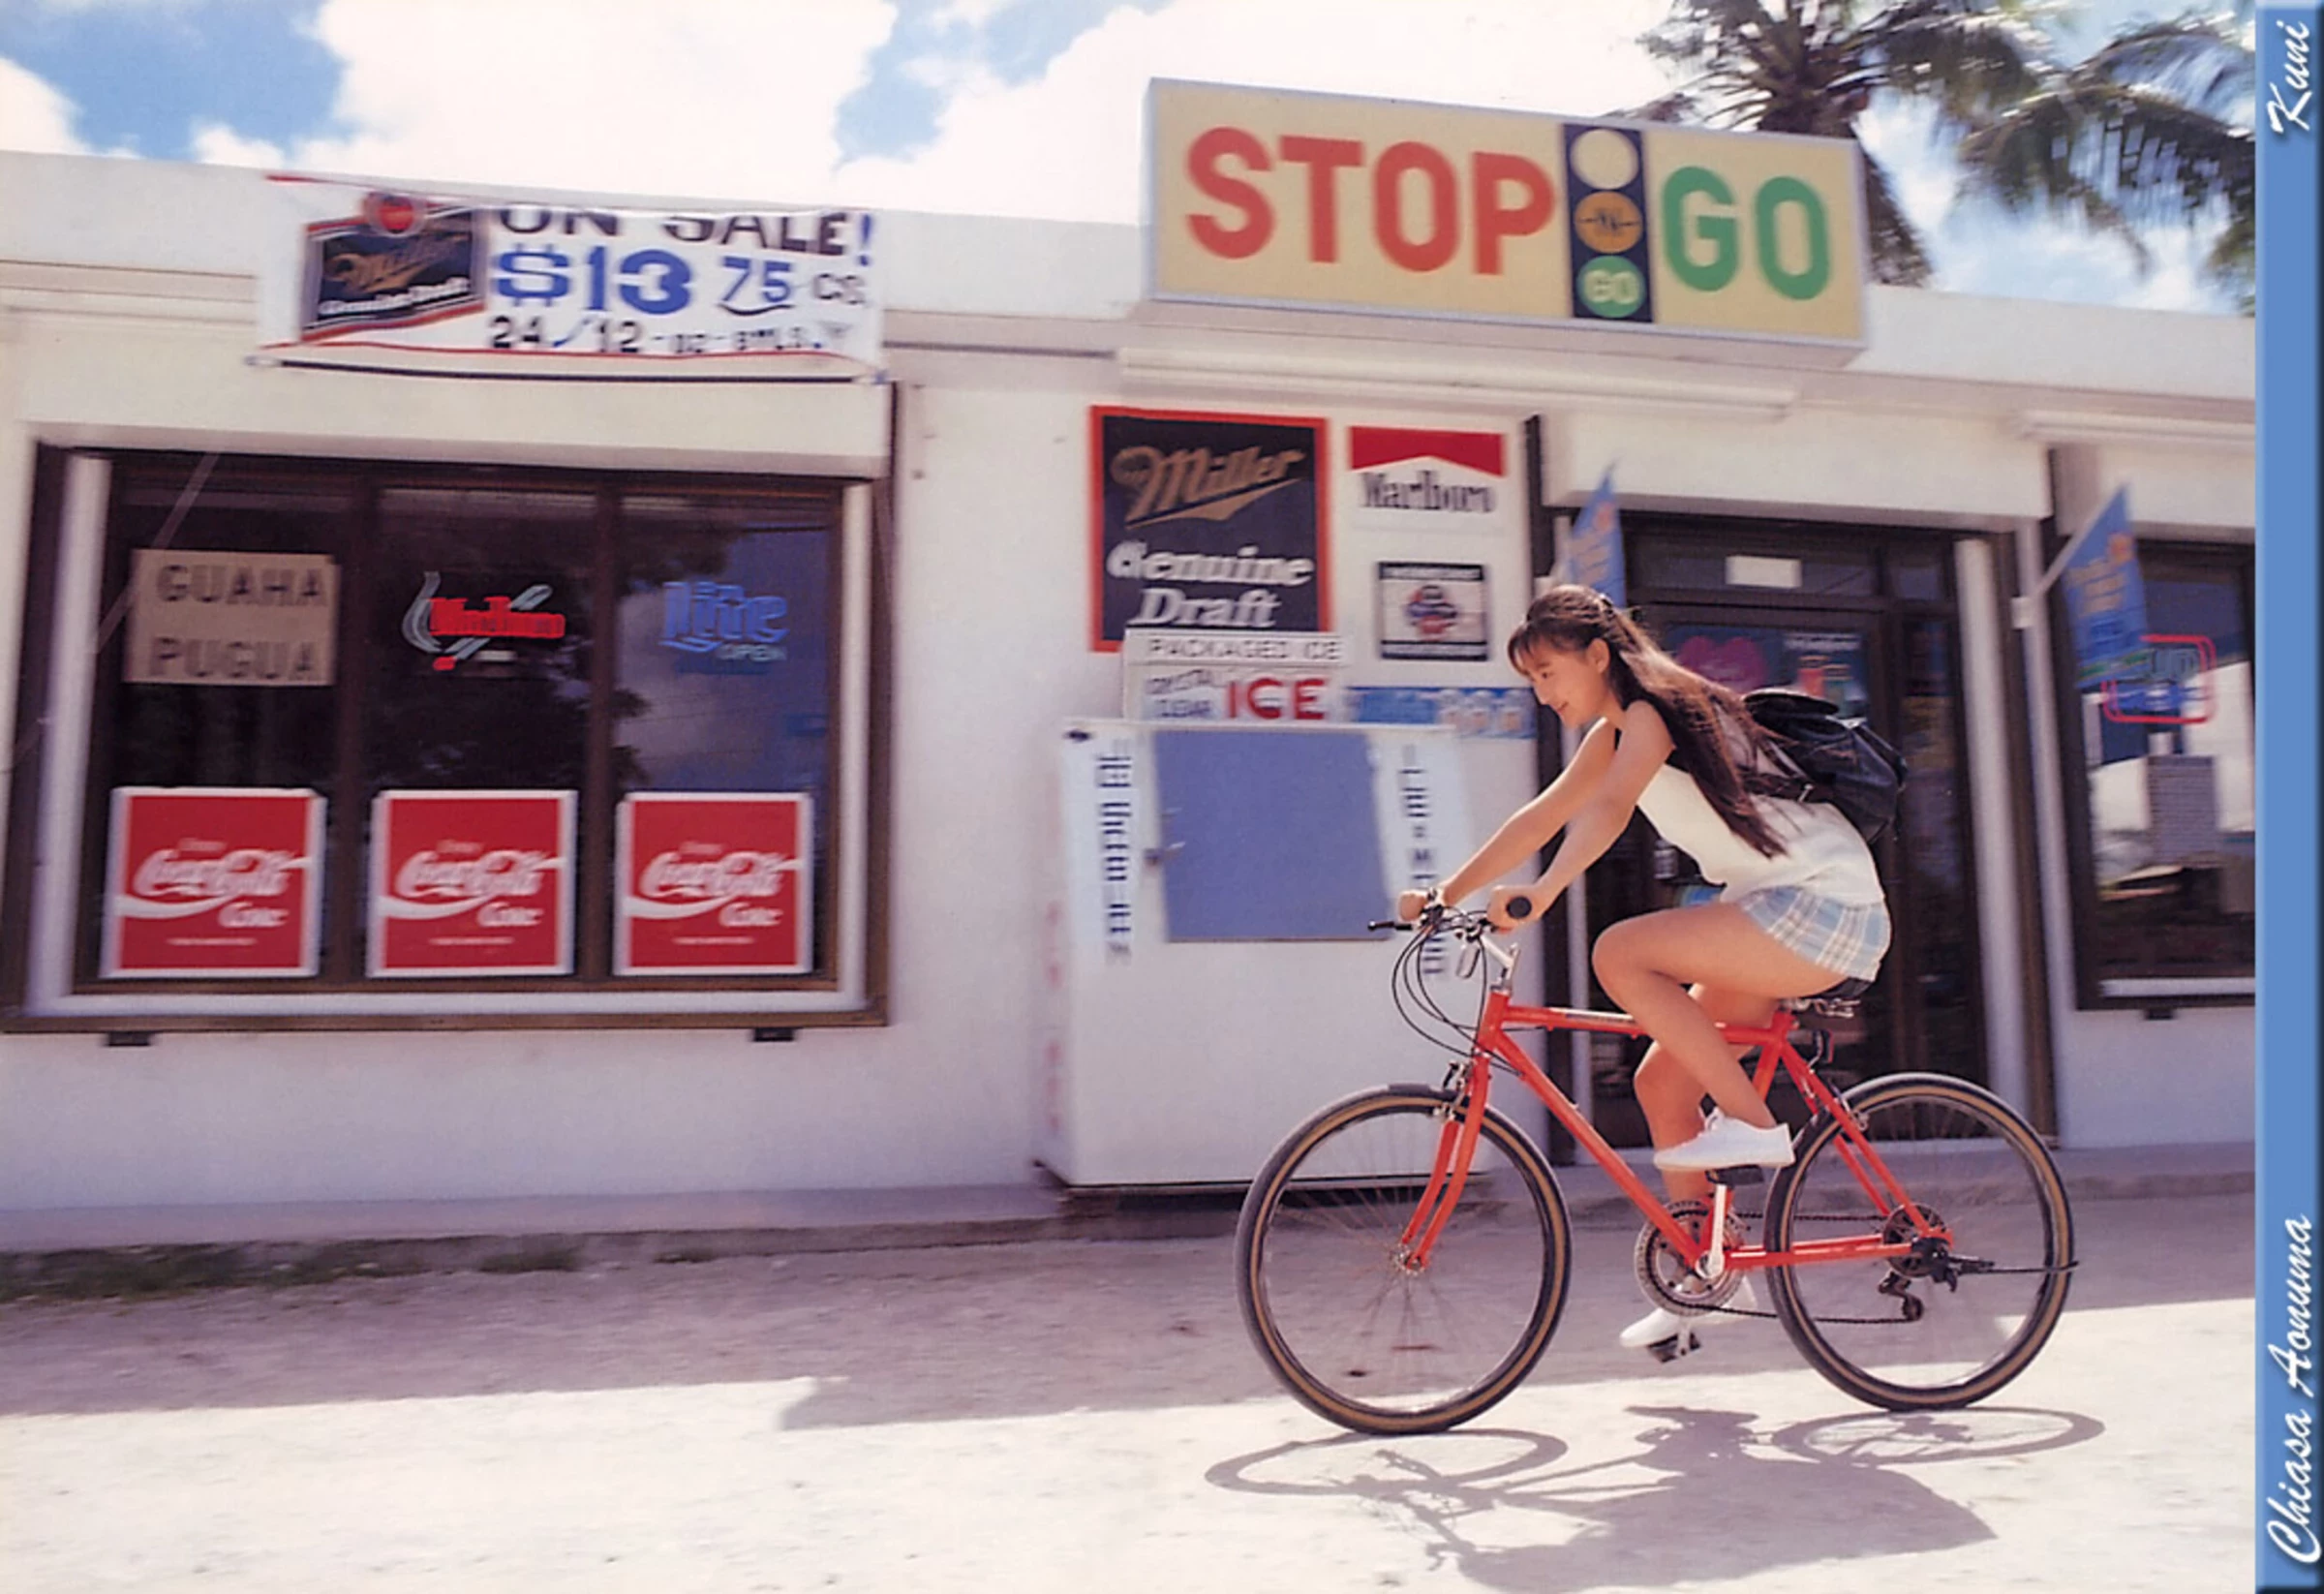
[1766,1073,2074,1410]
[1236,1086,1571,1435]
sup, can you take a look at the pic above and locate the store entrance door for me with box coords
[1578,599,1987,1145]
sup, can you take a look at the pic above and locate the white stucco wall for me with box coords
[0,152,2257,1215]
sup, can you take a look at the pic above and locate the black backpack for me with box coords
[1741,689,1909,845]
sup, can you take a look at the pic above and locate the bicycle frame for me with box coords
[1397,938,1944,1281]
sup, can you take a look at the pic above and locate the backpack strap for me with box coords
[1740,741,1822,806]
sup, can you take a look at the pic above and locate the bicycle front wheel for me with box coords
[1236,1086,1571,1436]
[1766,1073,2075,1411]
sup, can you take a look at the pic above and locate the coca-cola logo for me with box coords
[638,849,787,902]
[627,847,793,929]
[115,845,302,925]
[131,846,297,903]
[392,847,554,904]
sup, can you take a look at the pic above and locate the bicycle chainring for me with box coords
[1634,1200,1749,1316]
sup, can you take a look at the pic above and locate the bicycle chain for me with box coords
[1655,1207,1966,1327]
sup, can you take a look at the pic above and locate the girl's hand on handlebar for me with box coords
[1394,887,1442,925]
[1485,884,1545,930]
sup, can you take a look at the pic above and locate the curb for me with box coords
[0,1161,2249,1303]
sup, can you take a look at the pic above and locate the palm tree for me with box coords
[1625,0,2061,286]
[1625,1,2254,301]
[1954,10,2253,303]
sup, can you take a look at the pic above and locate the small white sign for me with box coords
[1727,555,1803,590]
[1120,628,1347,666]
[1122,628,1349,722]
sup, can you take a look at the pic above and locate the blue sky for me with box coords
[0,0,2248,314]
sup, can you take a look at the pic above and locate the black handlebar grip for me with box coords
[1504,894,1534,922]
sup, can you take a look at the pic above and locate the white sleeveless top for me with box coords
[1631,735,1885,907]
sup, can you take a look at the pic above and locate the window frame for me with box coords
[2044,531,2255,1010]
[1,445,893,1032]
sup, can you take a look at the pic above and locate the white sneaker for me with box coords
[1618,1275,1761,1360]
[1651,1108,1795,1172]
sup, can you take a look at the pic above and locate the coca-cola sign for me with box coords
[103,788,323,977]
[616,793,811,975]
[368,790,574,976]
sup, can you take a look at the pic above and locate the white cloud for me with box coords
[259,0,899,204]
[832,0,1675,222]
[188,118,285,169]
[21,0,204,11]
[1847,93,2234,312]
[21,0,2233,315]
[0,55,87,154]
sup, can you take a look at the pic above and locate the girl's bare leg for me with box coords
[1593,903,1844,1180]
[1630,983,1776,1206]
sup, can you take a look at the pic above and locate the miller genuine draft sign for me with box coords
[1091,407,1328,650]
[1147,79,1868,344]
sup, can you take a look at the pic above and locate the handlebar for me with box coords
[1368,896,1536,935]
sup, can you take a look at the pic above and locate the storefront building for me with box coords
[0,98,2252,1223]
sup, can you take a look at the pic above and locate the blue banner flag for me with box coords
[2059,488,2148,687]
[1567,471,1626,608]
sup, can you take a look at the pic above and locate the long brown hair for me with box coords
[1509,585,1789,857]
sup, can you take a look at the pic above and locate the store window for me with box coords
[5,449,878,1027]
[2055,543,2254,1001]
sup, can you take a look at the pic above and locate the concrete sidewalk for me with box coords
[0,1140,2252,1300]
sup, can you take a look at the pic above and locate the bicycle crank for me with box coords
[1635,1200,1748,1317]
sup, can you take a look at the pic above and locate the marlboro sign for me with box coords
[617,793,812,975]
[368,790,573,976]
[103,787,323,977]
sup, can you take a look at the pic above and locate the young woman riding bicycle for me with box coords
[1397,584,1891,1357]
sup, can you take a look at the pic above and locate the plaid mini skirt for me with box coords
[1728,884,1892,983]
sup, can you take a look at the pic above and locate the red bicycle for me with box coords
[1236,904,2076,1436]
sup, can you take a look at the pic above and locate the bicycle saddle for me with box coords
[1779,975,1872,1019]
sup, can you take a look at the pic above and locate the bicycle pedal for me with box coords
[1706,1165,1766,1186]
[1646,1331,1701,1364]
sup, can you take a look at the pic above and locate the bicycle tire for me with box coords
[1236,1086,1572,1436]
[1764,1073,2075,1411]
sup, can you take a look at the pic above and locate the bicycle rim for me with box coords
[1236,1088,1569,1435]
[1768,1075,2074,1410]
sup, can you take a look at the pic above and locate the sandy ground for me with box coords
[0,1191,2260,1592]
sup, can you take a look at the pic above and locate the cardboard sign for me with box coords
[103,787,323,977]
[263,180,881,373]
[616,793,812,975]
[368,790,573,976]
[125,550,337,687]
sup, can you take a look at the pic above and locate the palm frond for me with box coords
[2073,15,2253,122]
[1855,4,2055,134]
[1858,147,1937,284]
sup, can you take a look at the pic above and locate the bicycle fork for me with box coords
[1395,1063,1487,1272]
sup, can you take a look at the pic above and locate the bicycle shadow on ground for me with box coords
[1205,1403,2103,1594]
[0,1191,2244,1421]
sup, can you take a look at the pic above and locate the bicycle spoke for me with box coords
[1769,1077,2073,1410]
[1238,1090,1568,1433]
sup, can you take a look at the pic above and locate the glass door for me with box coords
[1576,600,1985,1144]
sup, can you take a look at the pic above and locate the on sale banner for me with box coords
[616,794,812,975]
[103,787,323,978]
[368,790,573,977]
[259,178,880,374]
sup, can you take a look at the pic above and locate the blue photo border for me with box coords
[2256,5,2321,1588]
